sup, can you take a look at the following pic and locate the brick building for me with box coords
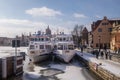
[111,23,120,50]
[91,16,120,49]
[81,27,88,46]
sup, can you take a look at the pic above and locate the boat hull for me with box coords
[55,50,75,63]
[28,49,51,63]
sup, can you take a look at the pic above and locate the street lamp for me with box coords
[98,36,101,52]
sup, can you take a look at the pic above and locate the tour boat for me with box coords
[54,33,76,63]
[28,32,52,63]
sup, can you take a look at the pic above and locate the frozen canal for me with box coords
[0,47,100,80]
[22,56,100,80]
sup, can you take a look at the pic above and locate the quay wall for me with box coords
[76,55,120,80]
[0,59,2,79]
[111,54,120,63]
[0,56,23,79]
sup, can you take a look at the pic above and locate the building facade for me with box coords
[111,23,120,50]
[81,27,88,46]
[91,16,120,49]
[0,37,13,46]
[88,31,93,48]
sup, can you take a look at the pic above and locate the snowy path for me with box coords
[76,50,120,77]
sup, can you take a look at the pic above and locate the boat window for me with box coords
[70,37,73,41]
[59,38,62,41]
[46,38,49,41]
[66,37,69,41]
[58,45,63,50]
[64,45,67,50]
[41,38,44,41]
[30,45,34,49]
[63,38,66,41]
[39,45,44,49]
[45,45,51,49]
[68,45,74,50]
[30,38,34,41]
[39,38,41,41]
[35,38,37,41]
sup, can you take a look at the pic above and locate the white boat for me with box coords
[54,33,76,63]
[28,32,52,63]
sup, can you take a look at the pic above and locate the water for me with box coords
[0,46,101,80]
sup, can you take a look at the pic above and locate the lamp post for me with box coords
[98,36,101,52]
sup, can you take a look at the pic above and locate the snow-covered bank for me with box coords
[76,51,120,77]
[0,46,28,58]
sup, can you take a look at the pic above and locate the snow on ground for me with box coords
[49,63,95,80]
[55,64,84,80]
[76,50,120,77]
[0,46,28,58]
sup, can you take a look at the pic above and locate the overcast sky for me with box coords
[0,0,120,37]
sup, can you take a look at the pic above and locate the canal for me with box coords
[8,55,101,80]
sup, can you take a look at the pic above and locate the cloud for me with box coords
[95,15,101,18]
[0,18,47,37]
[25,6,62,17]
[73,13,87,18]
[0,18,74,38]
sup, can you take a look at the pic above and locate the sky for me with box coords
[0,0,120,38]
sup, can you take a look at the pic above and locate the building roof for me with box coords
[82,27,88,33]
[91,16,120,32]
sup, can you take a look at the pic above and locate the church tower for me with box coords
[46,25,51,35]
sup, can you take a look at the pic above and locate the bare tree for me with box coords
[72,24,84,48]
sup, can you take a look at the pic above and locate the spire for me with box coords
[104,16,107,20]
[47,25,49,29]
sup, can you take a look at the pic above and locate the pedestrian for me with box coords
[95,50,99,59]
[114,47,117,54]
[118,48,120,54]
[105,52,108,59]
[104,45,107,52]
[109,53,112,60]
[101,51,104,58]
[81,46,83,53]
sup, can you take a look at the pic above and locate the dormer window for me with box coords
[102,23,109,26]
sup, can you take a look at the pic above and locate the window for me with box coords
[41,38,44,41]
[58,45,63,50]
[39,45,44,49]
[59,38,62,41]
[30,38,34,41]
[68,45,74,50]
[108,28,112,32]
[102,23,109,26]
[39,38,41,41]
[46,38,49,41]
[98,28,102,32]
[30,45,34,49]
[45,45,51,49]
[35,38,37,41]
[70,37,73,41]
[63,38,66,41]
[96,43,98,47]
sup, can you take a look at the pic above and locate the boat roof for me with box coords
[56,34,72,37]
[55,41,74,45]
[29,41,52,45]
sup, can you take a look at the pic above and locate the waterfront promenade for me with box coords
[76,49,120,79]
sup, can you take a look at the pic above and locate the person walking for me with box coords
[101,51,104,59]
[81,46,83,53]
[95,50,99,59]
[105,51,108,59]
[118,48,120,54]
